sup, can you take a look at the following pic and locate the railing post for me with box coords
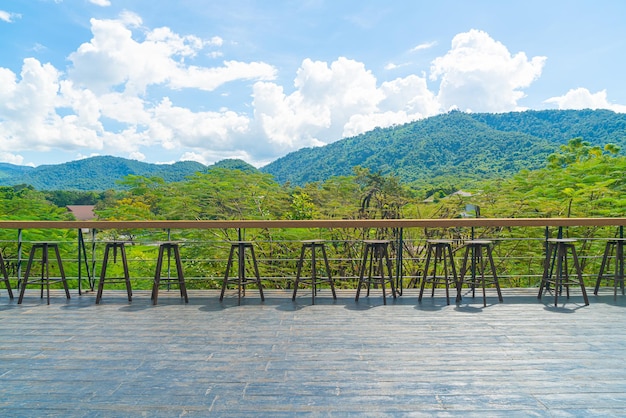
[396,227,403,296]
[77,228,94,295]
[78,228,83,295]
[16,228,22,288]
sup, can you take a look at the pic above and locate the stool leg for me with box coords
[475,246,487,307]
[418,245,433,302]
[292,245,306,301]
[220,245,236,302]
[17,247,37,304]
[52,244,70,301]
[447,244,458,303]
[248,245,264,302]
[320,245,337,300]
[119,245,132,302]
[538,242,555,299]
[383,244,397,301]
[355,245,370,302]
[96,245,111,305]
[594,242,611,295]
[311,244,317,304]
[569,245,589,306]
[237,243,245,304]
[553,244,564,306]
[441,246,450,304]
[173,245,188,303]
[457,246,471,303]
[0,253,13,300]
[152,244,165,305]
[41,244,48,302]
[486,244,503,303]
[375,248,386,305]
[618,242,625,297]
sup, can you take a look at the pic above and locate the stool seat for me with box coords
[593,238,625,300]
[456,239,502,307]
[0,251,13,300]
[18,243,70,305]
[419,239,458,305]
[152,242,188,305]
[292,240,337,304]
[539,238,589,306]
[220,241,264,305]
[96,242,132,304]
[355,240,397,305]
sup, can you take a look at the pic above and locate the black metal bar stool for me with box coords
[457,239,503,307]
[419,239,458,305]
[0,251,14,300]
[538,238,589,306]
[152,242,188,305]
[96,242,132,304]
[18,243,70,305]
[593,238,625,300]
[292,239,337,304]
[355,240,397,305]
[220,241,264,305]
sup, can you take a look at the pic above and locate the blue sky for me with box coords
[1,0,625,167]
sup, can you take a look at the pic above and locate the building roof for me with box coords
[66,205,96,221]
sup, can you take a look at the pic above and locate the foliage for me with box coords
[0,156,206,191]
[262,109,626,186]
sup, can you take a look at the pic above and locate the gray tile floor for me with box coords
[1,287,625,417]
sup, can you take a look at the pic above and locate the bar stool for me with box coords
[355,240,397,305]
[0,251,14,300]
[220,241,264,305]
[292,239,337,304]
[96,242,132,304]
[593,238,625,300]
[538,238,589,306]
[18,243,70,305]
[457,240,503,307]
[419,239,458,305]
[152,242,188,305]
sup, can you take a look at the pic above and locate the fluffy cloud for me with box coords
[431,29,546,112]
[88,0,111,6]
[545,88,626,113]
[1,17,623,167]
[0,10,21,23]
[253,57,440,153]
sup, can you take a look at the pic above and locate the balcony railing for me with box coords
[1,218,624,294]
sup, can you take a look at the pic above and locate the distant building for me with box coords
[423,190,472,203]
[66,205,96,221]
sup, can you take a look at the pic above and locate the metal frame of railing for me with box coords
[0,219,624,293]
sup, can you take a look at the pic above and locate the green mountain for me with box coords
[0,156,207,191]
[261,109,626,186]
[207,159,258,173]
[2,109,624,191]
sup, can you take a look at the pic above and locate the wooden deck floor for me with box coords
[1,287,625,417]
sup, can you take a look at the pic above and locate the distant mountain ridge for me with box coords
[0,156,208,191]
[260,109,626,186]
[1,109,624,190]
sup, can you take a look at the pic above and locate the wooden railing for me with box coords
[0,217,625,229]
[1,218,624,293]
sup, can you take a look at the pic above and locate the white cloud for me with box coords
[430,29,546,112]
[0,152,24,165]
[411,41,437,52]
[0,10,21,23]
[68,15,268,95]
[544,88,626,113]
[149,97,251,150]
[88,0,111,6]
[3,16,624,169]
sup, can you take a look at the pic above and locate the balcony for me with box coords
[1,218,625,415]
